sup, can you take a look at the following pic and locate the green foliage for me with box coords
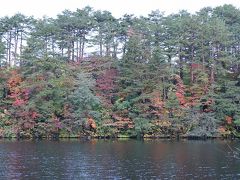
[0,5,240,138]
[212,80,240,124]
[166,91,179,109]
[69,73,101,118]
[114,99,130,111]
[97,126,118,138]
[183,109,219,137]
[134,118,152,136]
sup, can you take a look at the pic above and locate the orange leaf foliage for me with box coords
[7,70,22,94]
[87,117,97,129]
[225,116,232,125]
[174,75,186,106]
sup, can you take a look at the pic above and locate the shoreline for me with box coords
[0,134,238,141]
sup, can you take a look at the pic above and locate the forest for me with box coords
[0,4,239,139]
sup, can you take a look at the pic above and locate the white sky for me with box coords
[0,0,240,18]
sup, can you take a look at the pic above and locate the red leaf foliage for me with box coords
[174,75,186,106]
[96,68,118,105]
[6,70,30,107]
[13,98,25,106]
[96,69,118,91]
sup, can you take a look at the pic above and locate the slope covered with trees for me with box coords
[0,5,240,138]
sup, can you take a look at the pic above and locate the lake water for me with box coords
[0,139,240,179]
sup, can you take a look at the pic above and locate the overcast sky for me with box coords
[0,0,240,18]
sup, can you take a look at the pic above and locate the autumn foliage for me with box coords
[1,5,240,139]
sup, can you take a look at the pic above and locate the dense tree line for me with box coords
[0,4,240,138]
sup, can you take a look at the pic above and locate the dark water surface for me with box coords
[0,139,240,179]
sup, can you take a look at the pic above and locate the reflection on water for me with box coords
[0,139,240,179]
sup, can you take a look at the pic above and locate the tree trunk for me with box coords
[210,64,214,84]
[190,44,194,83]
[6,34,9,66]
[81,36,85,58]
[45,36,48,55]
[8,31,12,67]
[113,41,117,58]
[99,30,103,57]
[79,38,82,60]
[201,41,205,71]
[67,35,71,62]
[72,40,74,61]
[61,47,64,58]
[67,45,71,62]
[179,47,183,79]
[76,39,79,61]
[14,29,19,65]
[20,31,23,66]
[162,77,167,101]
[122,38,127,56]
[190,33,195,83]
[106,43,110,56]
[52,39,55,57]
